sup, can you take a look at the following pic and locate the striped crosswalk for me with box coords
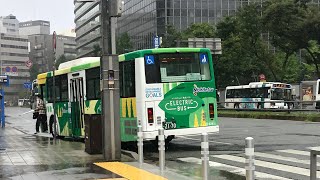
[178,147,320,180]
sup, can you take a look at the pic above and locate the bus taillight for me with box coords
[147,108,154,124]
[209,103,214,119]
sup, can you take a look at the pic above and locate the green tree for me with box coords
[161,25,182,48]
[263,0,320,78]
[302,7,320,77]
[215,3,280,87]
[262,0,308,77]
[183,23,215,38]
[55,55,68,69]
[116,33,133,54]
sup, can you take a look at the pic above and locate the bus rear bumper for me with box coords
[143,126,219,140]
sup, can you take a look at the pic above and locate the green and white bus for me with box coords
[36,48,219,142]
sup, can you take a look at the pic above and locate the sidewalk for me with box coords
[1,107,192,180]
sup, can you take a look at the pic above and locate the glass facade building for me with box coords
[74,1,101,58]
[74,0,320,55]
[117,0,255,50]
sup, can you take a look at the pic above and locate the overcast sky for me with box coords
[0,0,75,33]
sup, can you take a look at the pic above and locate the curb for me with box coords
[121,150,139,160]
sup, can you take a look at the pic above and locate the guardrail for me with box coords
[136,127,259,179]
[217,100,320,112]
[310,148,320,180]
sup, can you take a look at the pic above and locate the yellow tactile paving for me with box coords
[95,162,168,180]
[99,178,128,180]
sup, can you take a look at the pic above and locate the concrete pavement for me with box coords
[0,107,193,180]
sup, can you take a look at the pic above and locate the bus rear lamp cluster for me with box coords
[209,103,214,119]
[147,108,154,124]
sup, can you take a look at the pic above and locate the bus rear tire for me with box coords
[257,103,262,109]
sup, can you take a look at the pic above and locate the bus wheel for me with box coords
[122,141,137,152]
[257,103,262,109]
[49,115,61,138]
[165,135,175,150]
[166,135,175,143]
[49,115,54,137]
[151,138,158,151]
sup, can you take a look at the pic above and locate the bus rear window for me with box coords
[145,53,211,84]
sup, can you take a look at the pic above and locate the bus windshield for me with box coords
[145,52,211,83]
[271,88,292,100]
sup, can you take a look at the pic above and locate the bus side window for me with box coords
[120,60,135,98]
[47,77,53,103]
[145,55,160,84]
[234,89,240,98]
[226,90,232,98]
[86,67,100,100]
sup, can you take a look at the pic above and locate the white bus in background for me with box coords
[225,82,293,109]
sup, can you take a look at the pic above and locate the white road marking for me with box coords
[176,136,233,145]
[307,146,320,150]
[178,157,291,180]
[276,149,310,156]
[255,152,320,166]
[212,154,320,177]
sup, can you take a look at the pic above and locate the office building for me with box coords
[0,14,19,35]
[117,0,254,49]
[0,33,29,101]
[73,0,251,53]
[27,34,76,73]
[74,1,101,58]
[19,20,50,36]
[74,0,320,54]
[20,20,77,74]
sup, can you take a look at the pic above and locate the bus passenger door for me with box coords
[69,72,86,137]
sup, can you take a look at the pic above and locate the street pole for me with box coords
[52,31,57,140]
[101,0,121,161]
[0,86,4,128]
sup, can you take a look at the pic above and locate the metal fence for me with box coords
[217,100,320,112]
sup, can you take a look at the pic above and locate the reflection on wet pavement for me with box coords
[0,107,116,179]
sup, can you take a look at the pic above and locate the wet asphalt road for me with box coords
[143,117,320,179]
[3,107,320,179]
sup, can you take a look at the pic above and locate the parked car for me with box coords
[18,99,30,107]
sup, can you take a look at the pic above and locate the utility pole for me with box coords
[100,0,122,161]
[52,31,57,140]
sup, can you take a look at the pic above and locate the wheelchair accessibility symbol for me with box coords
[145,55,155,65]
[200,53,208,64]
